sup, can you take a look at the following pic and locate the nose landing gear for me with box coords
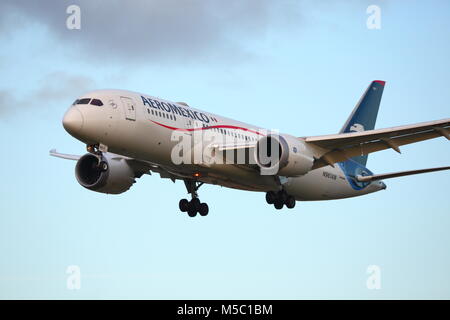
[86,144,109,172]
[179,180,209,217]
[265,190,296,210]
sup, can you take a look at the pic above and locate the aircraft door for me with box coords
[121,96,136,121]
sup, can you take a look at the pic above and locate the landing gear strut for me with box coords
[265,190,296,210]
[86,144,108,172]
[179,180,209,217]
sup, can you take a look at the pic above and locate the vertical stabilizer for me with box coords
[340,80,385,166]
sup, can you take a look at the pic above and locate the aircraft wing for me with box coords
[49,149,187,181]
[49,149,81,160]
[210,142,256,151]
[305,118,450,169]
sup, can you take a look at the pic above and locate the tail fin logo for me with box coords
[350,123,365,132]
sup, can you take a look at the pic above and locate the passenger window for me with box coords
[91,99,103,106]
[173,115,176,121]
[77,98,91,104]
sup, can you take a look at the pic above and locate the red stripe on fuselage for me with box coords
[149,120,265,136]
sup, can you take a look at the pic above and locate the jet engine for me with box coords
[255,133,314,176]
[75,153,136,194]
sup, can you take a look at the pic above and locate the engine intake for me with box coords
[75,153,136,194]
[255,134,314,176]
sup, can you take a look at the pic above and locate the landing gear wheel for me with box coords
[265,191,277,204]
[181,179,210,217]
[277,190,287,203]
[190,198,201,211]
[274,199,284,210]
[186,198,201,217]
[199,203,209,216]
[179,199,189,212]
[285,195,296,209]
[187,206,197,217]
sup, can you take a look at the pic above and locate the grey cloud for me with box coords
[0,0,302,63]
[0,72,95,119]
[34,72,95,101]
[0,90,15,117]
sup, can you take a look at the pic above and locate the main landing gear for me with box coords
[265,190,296,210]
[179,180,209,217]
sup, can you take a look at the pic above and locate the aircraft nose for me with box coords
[62,106,84,135]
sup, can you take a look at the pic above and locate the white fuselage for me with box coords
[63,89,385,200]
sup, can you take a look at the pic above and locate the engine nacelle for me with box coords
[255,133,314,177]
[75,153,136,194]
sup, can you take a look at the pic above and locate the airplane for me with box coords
[50,80,450,217]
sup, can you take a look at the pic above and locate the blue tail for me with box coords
[339,80,385,166]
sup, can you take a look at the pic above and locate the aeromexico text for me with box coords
[141,96,211,123]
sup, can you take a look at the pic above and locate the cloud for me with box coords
[0,90,15,117]
[34,72,95,101]
[0,72,95,118]
[0,0,302,64]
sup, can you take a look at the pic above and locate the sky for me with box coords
[0,0,449,299]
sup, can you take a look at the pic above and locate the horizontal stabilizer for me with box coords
[356,166,450,182]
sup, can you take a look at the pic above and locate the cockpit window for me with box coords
[77,98,91,104]
[90,99,103,106]
[72,99,79,105]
